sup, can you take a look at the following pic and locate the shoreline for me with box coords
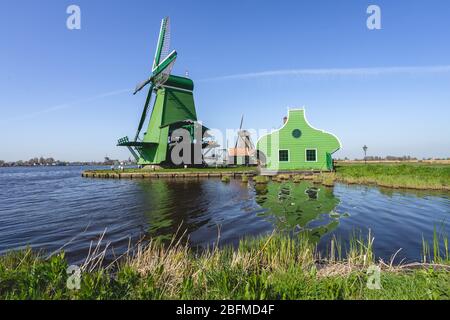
[1,231,448,300]
[81,163,450,191]
[81,169,257,179]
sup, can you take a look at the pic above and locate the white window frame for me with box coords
[278,149,290,162]
[305,148,318,162]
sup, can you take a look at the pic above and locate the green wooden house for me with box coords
[256,109,341,171]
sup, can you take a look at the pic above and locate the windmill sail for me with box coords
[153,51,177,86]
[119,16,210,168]
[134,83,154,141]
[153,17,171,71]
[131,17,176,141]
[159,18,171,63]
[133,50,177,95]
[134,17,175,95]
[134,77,152,95]
[235,114,244,149]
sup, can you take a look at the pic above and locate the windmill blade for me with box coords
[134,50,176,95]
[153,58,175,86]
[134,83,154,141]
[235,115,244,149]
[152,50,177,78]
[159,17,171,63]
[152,17,171,72]
[133,77,152,95]
[152,50,177,85]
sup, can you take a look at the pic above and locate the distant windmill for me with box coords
[228,115,256,166]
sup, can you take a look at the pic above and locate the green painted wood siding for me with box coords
[256,109,341,171]
[139,85,196,165]
[162,88,197,127]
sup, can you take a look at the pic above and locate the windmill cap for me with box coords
[164,75,194,91]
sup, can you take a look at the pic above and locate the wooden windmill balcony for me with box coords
[117,136,156,147]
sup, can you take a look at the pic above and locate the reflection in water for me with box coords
[134,178,272,249]
[0,166,448,264]
[255,181,341,241]
[136,179,344,246]
[137,179,212,242]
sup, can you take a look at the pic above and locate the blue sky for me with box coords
[1,0,450,161]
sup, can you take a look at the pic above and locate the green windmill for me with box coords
[118,17,210,167]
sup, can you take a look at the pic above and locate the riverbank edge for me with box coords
[81,169,257,179]
[335,175,450,191]
[81,168,450,191]
[1,232,449,300]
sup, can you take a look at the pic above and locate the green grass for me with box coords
[265,163,450,190]
[335,163,450,190]
[1,232,449,300]
[87,163,450,190]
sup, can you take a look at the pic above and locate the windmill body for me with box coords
[117,17,208,167]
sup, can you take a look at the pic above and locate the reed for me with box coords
[1,229,449,300]
[346,229,375,266]
[422,224,449,264]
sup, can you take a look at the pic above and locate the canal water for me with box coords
[0,166,449,264]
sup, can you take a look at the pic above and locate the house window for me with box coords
[279,150,289,162]
[292,129,302,138]
[305,149,317,162]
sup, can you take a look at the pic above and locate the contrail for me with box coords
[200,65,450,81]
[6,88,132,121]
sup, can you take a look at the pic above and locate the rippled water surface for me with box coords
[0,166,449,264]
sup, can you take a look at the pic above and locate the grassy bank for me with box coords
[85,163,449,191]
[1,232,449,300]
[267,163,450,190]
[334,163,450,190]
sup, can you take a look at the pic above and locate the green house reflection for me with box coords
[255,181,341,241]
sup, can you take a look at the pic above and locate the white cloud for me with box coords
[5,88,132,121]
[201,65,450,81]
